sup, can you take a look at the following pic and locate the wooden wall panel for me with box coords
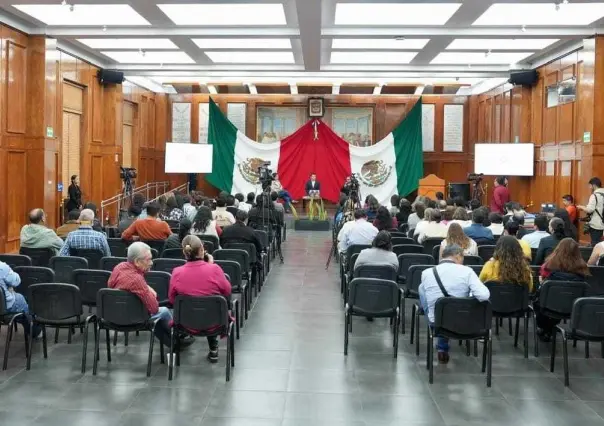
[6,151,26,242]
[6,41,26,134]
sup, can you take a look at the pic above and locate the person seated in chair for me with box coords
[213,197,236,227]
[121,202,172,242]
[534,217,566,266]
[83,202,103,232]
[487,213,504,236]
[0,260,41,338]
[440,223,478,258]
[479,235,533,292]
[248,194,280,231]
[337,209,378,254]
[354,230,398,271]
[169,236,231,363]
[163,218,193,252]
[20,208,64,255]
[521,214,550,249]
[220,210,263,264]
[373,206,398,231]
[226,195,239,218]
[59,209,111,257]
[463,208,494,245]
[270,191,285,215]
[419,244,490,364]
[271,173,293,210]
[56,209,81,239]
[305,172,321,196]
[118,205,141,235]
[502,220,532,261]
[416,208,447,244]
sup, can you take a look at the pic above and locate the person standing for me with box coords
[577,177,604,246]
[490,176,510,214]
[305,172,321,195]
[562,194,579,229]
[66,175,82,213]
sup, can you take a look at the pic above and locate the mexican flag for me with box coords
[205,98,423,205]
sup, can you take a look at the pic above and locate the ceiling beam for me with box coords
[38,27,300,37]
[295,0,322,71]
[322,26,602,38]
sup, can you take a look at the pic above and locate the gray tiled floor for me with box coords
[3,231,604,426]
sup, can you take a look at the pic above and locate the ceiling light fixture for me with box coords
[102,25,107,31]
[69,4,74,12]
[395,36,406,41]
[485,49,491,57]
[521,25,527,32]
[60,0,67,5]
[563,0,569,3]
[555,2,560,11]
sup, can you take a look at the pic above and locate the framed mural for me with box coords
[256,106,307,143]
[324,107,374,146]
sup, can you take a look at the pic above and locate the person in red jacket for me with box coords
[169,235,232,363]
[490,176,510,214]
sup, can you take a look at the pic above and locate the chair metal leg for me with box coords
[466,340,471,356]
[105,329,111,362]
[226,329,231,382]
[561,331,569,386]
[66,324,72,344]
[508,318,513,336]
[400,295,406,335]
[524,313,529,359]
[573,339,577,348]
[585,341,590,359]
[42,325,48,358]
[93,325,101,375]
[231,326,235,368]
[81,317,93,373]
[344,308,349,356]
[550,328,557,372]
[159,337,165,365]
[601,341,604,358]
[125,332,129,346]
[168,327,175,381]
[514,317,520,348]
[428,330,434,384]
[533,310,539,357]
[393,308,400,359]
[486,332,493,388]
[235,300,240,340]
[481,338,487,373]
[26,317,34,371]
[146,326,155,377]
[474,340,478,357]
[416,309,421,357]
[3,316,15,370]
[113,330,118,346]
[410,304,416,345]
[54,328,59,344]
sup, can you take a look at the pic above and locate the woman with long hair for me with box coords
[66,174,82,213]
[441,206,456,226]
[373,206,398,231]
[365,195,380,221]
[450,207,471,228]
[162,217,193,251]
[440,223,477,257]
[191,206,221,238]
[416,208,447,244]
[554,208,578,240]
[536,238,589,340]
[534,217,566,265]
[162,196,184,221]
[396,198,412,225]
[479,235,533,292]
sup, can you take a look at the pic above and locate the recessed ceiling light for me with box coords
[334,3,462,25]
[473,2,604,26]
[12,4,150,26]
[205,51,295,64]
[331,38,429,50]
[192,38,292,49]
[158,3,286,26]
[78,38,178,50]
[446,39,558,50]
[330,51,418,64]
[101,51,195,64]
[431,52,534,64]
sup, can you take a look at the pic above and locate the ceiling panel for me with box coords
[472,2,604,26]
[78,38,178,50]
[102,51,195,64]
[205,51,295,64]
[331,38,430,50]
[431,51,534,65]
[157,3,287,26]
[13,4,150,26]
[330,51,418,64]
[192,38,292,50]
[334,2,462,26]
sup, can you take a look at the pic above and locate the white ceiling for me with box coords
[1,0,603,93]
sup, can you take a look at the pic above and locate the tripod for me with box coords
[259,186,284,264]
[325,197,355,270]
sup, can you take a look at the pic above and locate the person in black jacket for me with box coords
[534,217,566,265]
[226,195,239,217]
[66,175,82,213]
[162,218,193,253]
[220,210,263,263]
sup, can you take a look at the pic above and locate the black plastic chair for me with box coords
[429,298,493,386]
[350,264,398,305]
[152,258,185,275]
[19,247,53,267]
[0,288,30,370]
[107,239,129,258]
[398,223,409,234]
[49,256,88,284]
[340,245,371,294]
[0,254,31,269]
[423,238,445,256]
[464,255,484,266]
[223,243,260,295]
[343,253,361,302]
[100,257,126,272]
[551,297,604,386]
[196,235,220,253]
[392,237,415,246]
[169,295,234,381]
[214,249,252,307]
[253,229,271,276]
[407,265,437,348]
[530,248,538,264]
[477,245,496,263]
[165,219,179,229]
[71,249,104,270]
[141,240,166,257]
[160,248,184,259]
[388,231,406,239]
[532,280,590,357]
[345,278,401,358]
[73,269,111,310]
[587,266,604,296]
[485,281,532,358]
[145,271,171,307]
[26,283,96,373]
[93,289,164,377]
[398,254,434,284]
[580,247,593,263]
[14,266,55,302]
[432,245,441,263]
[392,244,424,258]
[215,259,246,331]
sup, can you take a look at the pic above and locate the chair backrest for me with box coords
[28,283,83,320]
[0,287,7,316]
[423,238,445,255]
[49,256,88,284]
[406,264,434,294]
[347,278,399,315]
[223,242,256,264]
[73,269,111,306]
[598,257,604,267]
[588,266,604,296]
[349,253,360,274]
[160,248,184,259]
[172,295,229,332]
[530,248,538,264]
[477,245,496,263]
[580,247,593,263]
[484,281,529,315]
[96,288,149,326]
[201,241,215,254]
[100,257,126,272]
[213,249,250,274]
[463,255,484,266]
[539,280,590,318]
[391,237,415,246]
[468,265,483,276]
[570,297,604,337]
[392,244,424,257]
[14,266,55,300]
[353,264,398,281]
[214,260,243,292]
[19,247,53,267]
[71,248,104,269]
[144,271,171,303]
[140,240,166,255]
[432,245,440,263]
[196,235,220,252]
[152,258,186,275]
[107,238,129,258]
[344,245,371,270]
[530,265,541,290]
[388,231,406,239]
[398,223,409,234]
[150,248,159,259]
[165,219,179,229]
[0,254,31,269]
[398,254,435,281]
[253,230,269,251]
[434,298,492,337]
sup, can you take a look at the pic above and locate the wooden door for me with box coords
[61,111,82,199]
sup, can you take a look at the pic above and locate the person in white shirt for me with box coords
[439,223,478,258]
[521,214,550,249]
[212,197,235,227]
[407,202,426,232]
[182,195,198,222]
[191,206,220,241]
[487,213,504,236]
[417,209,448,244]
[419,244,490,363]
[238,192,255,213]
[270,173,293,210]
[449,207,472,228]
[337,209,379,253]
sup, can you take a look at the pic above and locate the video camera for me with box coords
[345,173,360,191]
[467,173,484,183]
[120,167,137,180]
[257,161,275,191]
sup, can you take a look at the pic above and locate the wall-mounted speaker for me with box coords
[508,70,538,86]
[97,69,124,85]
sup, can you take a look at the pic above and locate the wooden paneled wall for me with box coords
[0,24,167,253]
[165,94,470,196]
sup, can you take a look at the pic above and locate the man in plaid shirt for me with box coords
[59,209,111,257]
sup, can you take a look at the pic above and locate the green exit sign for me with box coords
[584,131,591,143]
[46,126,54,138]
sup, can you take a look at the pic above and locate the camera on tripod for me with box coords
[467,173,484,183]
[257,161,275,191]
[120,167,137,180]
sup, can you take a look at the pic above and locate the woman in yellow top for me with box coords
[479,235,534,292]
[503,219,532,261]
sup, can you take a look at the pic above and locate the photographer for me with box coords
[578,177,604,246]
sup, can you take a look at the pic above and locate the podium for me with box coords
[295,193,330,231]
[418,174,445,199]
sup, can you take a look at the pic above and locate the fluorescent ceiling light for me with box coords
[158,3,286,26]
[331,38,429,50]
[192,38,292,49]
[205,51,295,64]
[447,38,559,50]
[78,38,177,49]
[330,51,417,64]
[473,3,604,26]
[334,3,462,25]
[102,51,195,64]
[431,52,534,64]
[12,4,150,26]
